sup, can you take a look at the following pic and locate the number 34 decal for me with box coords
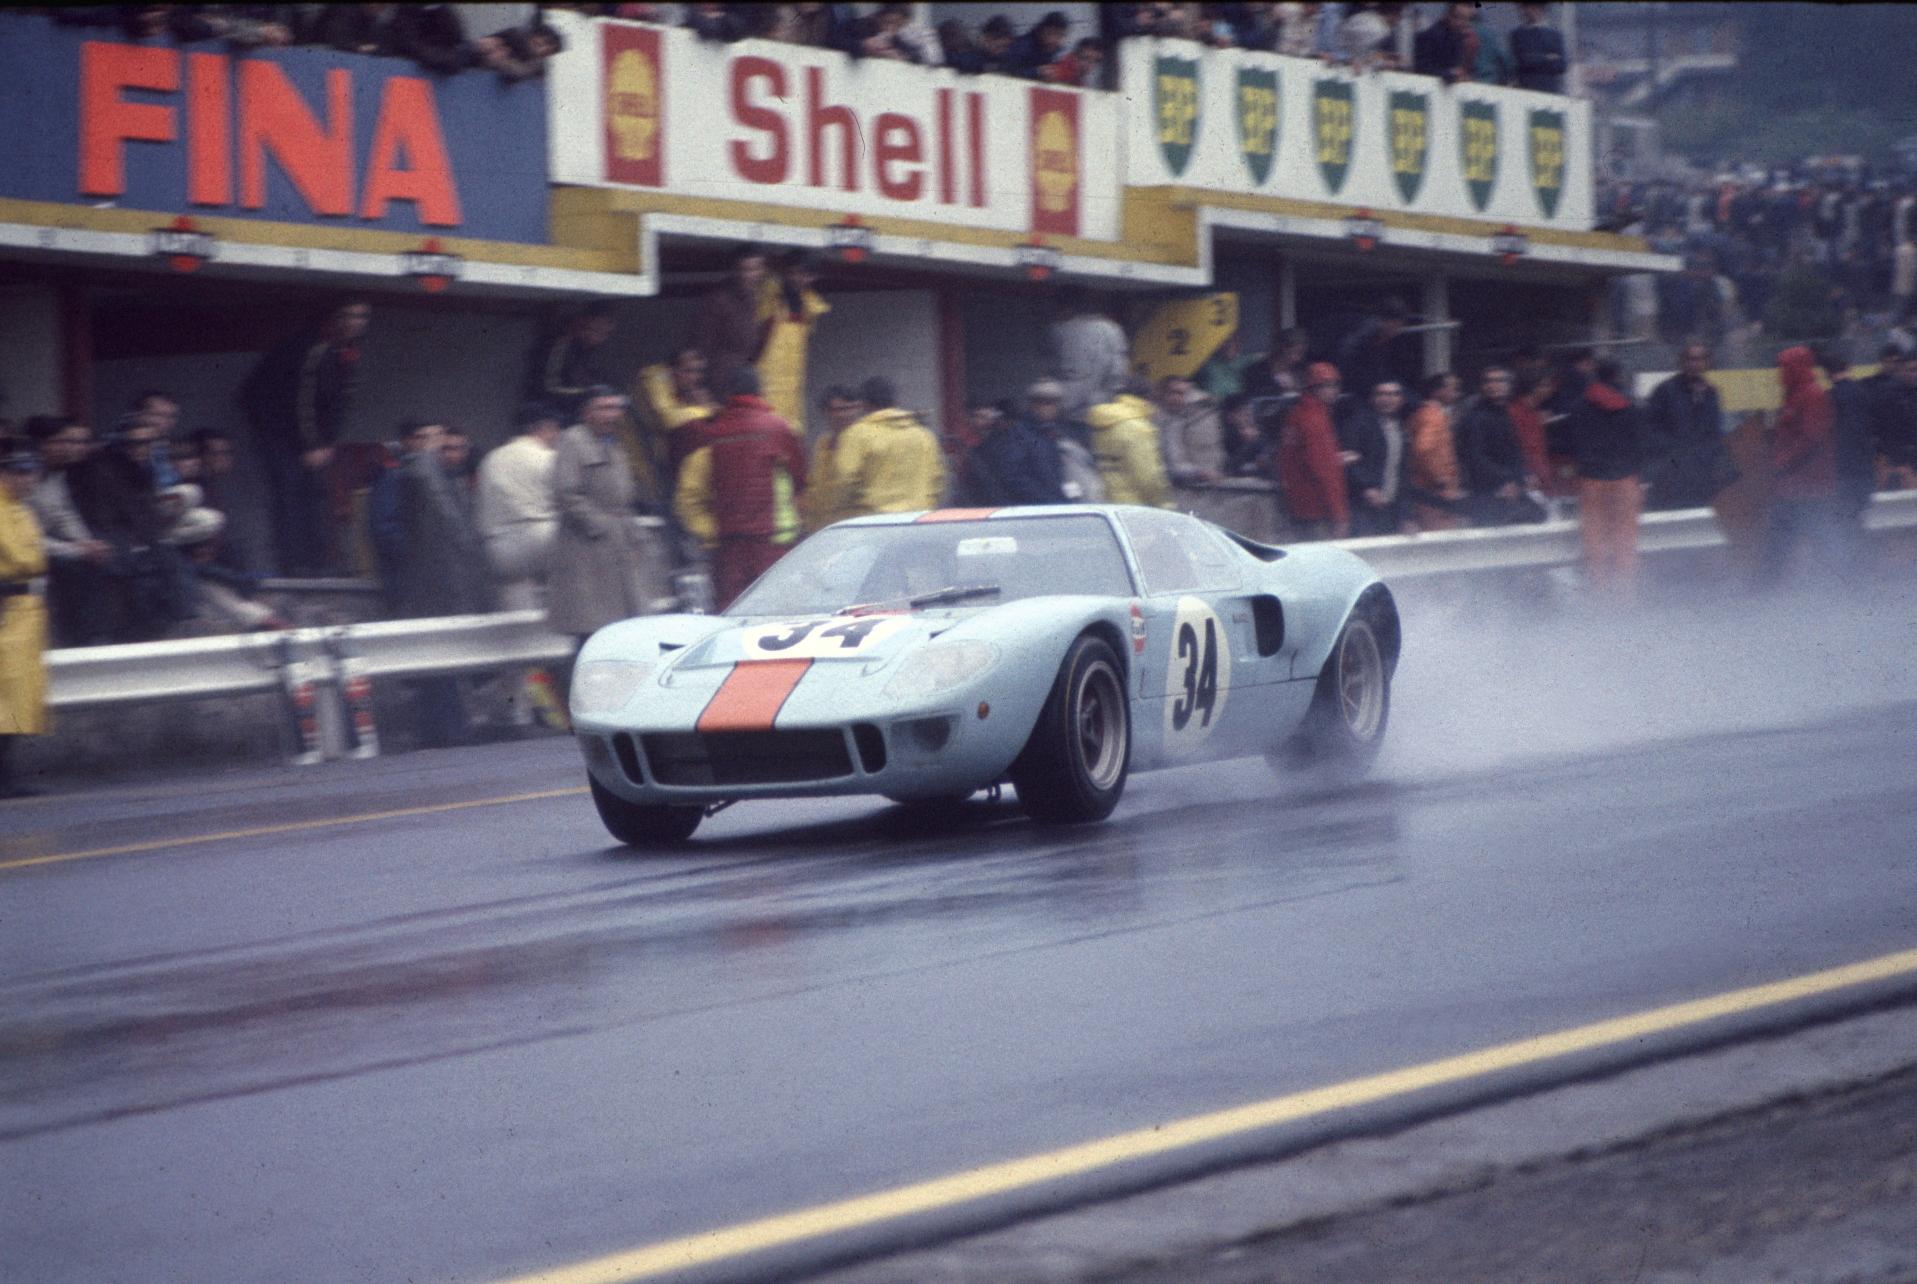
[1164,597,1232,747]
[741,616,910,660]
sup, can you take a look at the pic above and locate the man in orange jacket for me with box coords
[1278,362,1351,540]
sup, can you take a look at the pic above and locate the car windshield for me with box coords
[729,514,1136,617]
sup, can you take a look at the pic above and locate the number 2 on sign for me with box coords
[1172,618,1219,731]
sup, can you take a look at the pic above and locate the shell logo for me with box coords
[608,47,659,164]
[1033,109,1076,215]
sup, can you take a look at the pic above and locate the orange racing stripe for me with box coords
[914,508,999,523]
[696,660,812,732]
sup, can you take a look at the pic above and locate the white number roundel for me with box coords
[1162,596,1230,751]
[740,616,911,659]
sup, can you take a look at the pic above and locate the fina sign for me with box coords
[0,15,550,242]
[548,15,1119,242]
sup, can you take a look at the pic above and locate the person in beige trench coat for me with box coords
[546,389,672,641]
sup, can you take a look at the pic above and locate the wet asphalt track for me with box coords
[5,585,1917,1284]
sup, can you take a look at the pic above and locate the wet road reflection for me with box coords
[7,693,1916,1284]
[1,762,1407,1145]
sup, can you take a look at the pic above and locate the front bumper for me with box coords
[577,704,1030,804]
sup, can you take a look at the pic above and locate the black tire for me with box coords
[1273,612,1391,781]
[589,776,703,847]
[1011,634,1130,824]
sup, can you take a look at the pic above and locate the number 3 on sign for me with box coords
[1164,597,1232,749]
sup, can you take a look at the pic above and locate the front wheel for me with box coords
[1273,613,1390,781]
[1012,635,1130,824]
[589,776,703,848]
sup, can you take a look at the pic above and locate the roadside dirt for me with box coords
[1111,1065,1917,1284]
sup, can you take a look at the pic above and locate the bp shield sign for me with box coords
[1155,55,1200,178]
[1529,106,1567,219]
[1312,78,1355,195]
[1459,99,1500,212]
[1236,66,1279,187]
[1386,89,1429,204]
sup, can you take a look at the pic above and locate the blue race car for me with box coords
[570,505,1398,846]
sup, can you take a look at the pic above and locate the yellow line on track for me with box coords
[0,787,588,873]
[496,944,1917,1284]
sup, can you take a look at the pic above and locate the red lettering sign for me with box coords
[186,52,232,205]
[806,67,858,192]
[79,42,178,197]
[730,57,787,185]
[873,113,923,202]
[1029,87,1080,238]
[76,38,463,226]
[719,51,987,211]
[239,60,353,217]
[359,77,461,224]
[604,23,664,187]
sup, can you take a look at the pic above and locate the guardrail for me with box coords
[41,491,1917,763]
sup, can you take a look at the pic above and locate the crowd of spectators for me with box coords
[1599,163,1917,348]
[941,291,1917,605]
[645,2,1572,95]
[11,403,281,653]
[30,3,1580,95]
[8,262,1917,759]
[42,4,566,82]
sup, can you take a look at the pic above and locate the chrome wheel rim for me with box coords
[1074,660,1127,791]
[1337,621,1385,742]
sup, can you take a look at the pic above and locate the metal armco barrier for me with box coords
[1344,488,1917,580]
[48,630,298,710]
[339,612,572,680]
[41,491,1917,763]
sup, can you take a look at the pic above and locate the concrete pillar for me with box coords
[1590,276,1613,344]
[1422,273,1451,375]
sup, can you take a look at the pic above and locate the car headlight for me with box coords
[570,659,655,717]
[883,641,999,700]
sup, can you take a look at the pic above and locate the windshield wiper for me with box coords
[843,584,1001,615]
[910,584,1001,609]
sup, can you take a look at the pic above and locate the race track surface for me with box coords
[5,586,1917,1283]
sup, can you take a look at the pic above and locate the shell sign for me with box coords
[604,24,662,187]
[548,17,1120,242]
[1029,87,1080,238]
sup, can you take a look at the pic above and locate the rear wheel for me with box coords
[589,776,703,847]
[1012,635,1130,824]
[1273,613,1390,780]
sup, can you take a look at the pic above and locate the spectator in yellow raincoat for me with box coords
[757,252,830,435]
[836,378,945,516]
[803,384,866,533]
[1085,380,1174,508]
[0,447,49,796]
[633,345,717,479]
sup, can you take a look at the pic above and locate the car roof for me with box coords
[835,504,1162,527]
[830,505,1286,559]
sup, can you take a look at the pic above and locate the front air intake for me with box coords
[641,731,853,786]
[851,723,887,773]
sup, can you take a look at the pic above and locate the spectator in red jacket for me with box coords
[673,367,808,610]
[1278,362,1351,539]
[1759,344,1838,584]
[1511,369,1572,498]
[1572,362,1647,596]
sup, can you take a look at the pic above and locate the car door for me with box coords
[1117,509,1264,769]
